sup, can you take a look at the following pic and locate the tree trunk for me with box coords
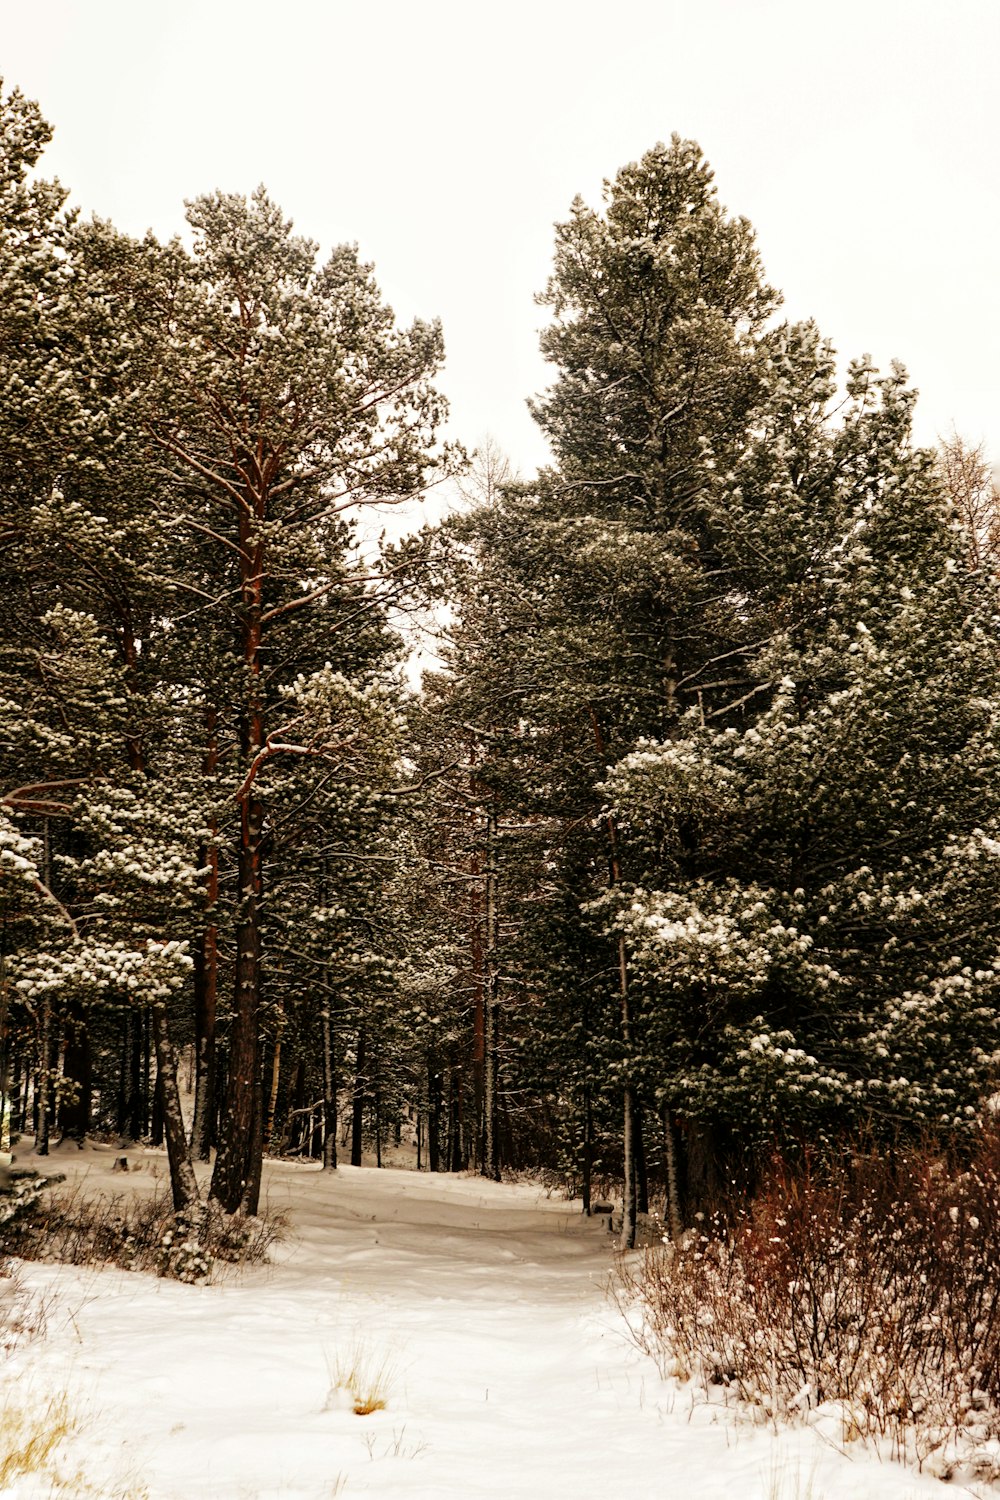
[34,822,53,1156]
[115,1013,129,1136]
[150,1001,200,1213]
[581,1083,593,1215]
[482,801,500,1181]
[210,543,265,1214]
[320,993,337,1171]
[619,932,638,1248]
[351,1023,366,1167]
[590,709,638,1249]
[192,705,219,1162]
[265,1033,281,1149]
[141,1007,151,1136]
[449,1071,463,1172]
[33,998,50,1156]
[622,1078,637,1247]
[18,1051,30,1135]
[60,1006,90,1143]
[240,1073,264,1215]
[427,1053,442,1173]
[127,1010,145,1139]
[664,1109,683,1241]
[210,792,263,1212]
[150,1068,164,1148]
[469,846,485,1171]
[634,1097,648,1217]
[288,1057,306,1152]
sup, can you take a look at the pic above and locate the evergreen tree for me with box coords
[603,338,1000,1187]
[434,139,779,1240]
[87,189,449,1212]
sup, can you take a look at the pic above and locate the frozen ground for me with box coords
[0,1144,963,1498]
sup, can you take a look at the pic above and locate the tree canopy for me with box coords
[1,100,998,1251]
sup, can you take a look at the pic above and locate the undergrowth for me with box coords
[617,1132,1000,1481]
[0,1182,284,1283]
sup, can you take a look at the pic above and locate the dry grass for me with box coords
[0,1388,149,1497]
[0,1390,79,1487]
[325,1340,396,1416]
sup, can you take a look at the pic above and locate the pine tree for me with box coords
[434,140,779,1240]
[603,338,1000,1183]
[80,189,449,1212]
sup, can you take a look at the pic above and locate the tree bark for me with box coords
[240,1073,264,1215]
[664,1109,683,1240]
[34,821,53,1156]
[482,800,500,1181]
[620,936,638,1249]
[265,1033,281,1148]
[320,993,337,1171]
[581,1083,593,1215]
[448,1071,463,1172]
[60,1006,90,1143]
[590,708,638,1248]
[126,1010,144,1139]
[210,792,263,1211]
[150,1068,164,1148]
[634,1097,648,1217]
[351,1022,366,1167]
[150,1000,200,1213]
[33,999,50,1156]
[210,516,266,1214]
[427,1052,442,1173]
[192,709,219,1163]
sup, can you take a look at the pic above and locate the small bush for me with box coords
[0,1173,49,1236]
[0,1182,284,1283]
[617,1132,1000,1479]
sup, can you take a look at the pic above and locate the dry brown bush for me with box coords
[617,1132,1000,1478]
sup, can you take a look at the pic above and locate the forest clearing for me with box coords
[0,1146,953,1499]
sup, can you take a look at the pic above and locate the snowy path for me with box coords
[4,1153,953,1498]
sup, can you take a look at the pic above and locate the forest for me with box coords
[3,76,1000,1266]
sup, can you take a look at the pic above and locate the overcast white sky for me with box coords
[4,0,999,487]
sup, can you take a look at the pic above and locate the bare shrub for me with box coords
[617,1133,1000,1478]
[1,1183,284,1283]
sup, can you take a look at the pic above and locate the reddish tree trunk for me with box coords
[210,791,263,1212]
[192,705,219,1162]
[211,556,265,1214]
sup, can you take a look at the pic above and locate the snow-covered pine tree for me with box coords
[434,140,779,1241]
[0,86,205,1201]
[602,329,1000,1199]
[83,190,450,1212]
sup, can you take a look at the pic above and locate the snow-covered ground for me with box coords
[0,1145,961,1498]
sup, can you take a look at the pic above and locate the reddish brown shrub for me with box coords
[617,1132,1000,1477]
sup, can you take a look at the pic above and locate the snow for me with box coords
[1,1146,954,1499]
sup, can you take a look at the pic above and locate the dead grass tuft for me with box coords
[0,1388,149,1497]
[326,1340,395,1416]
